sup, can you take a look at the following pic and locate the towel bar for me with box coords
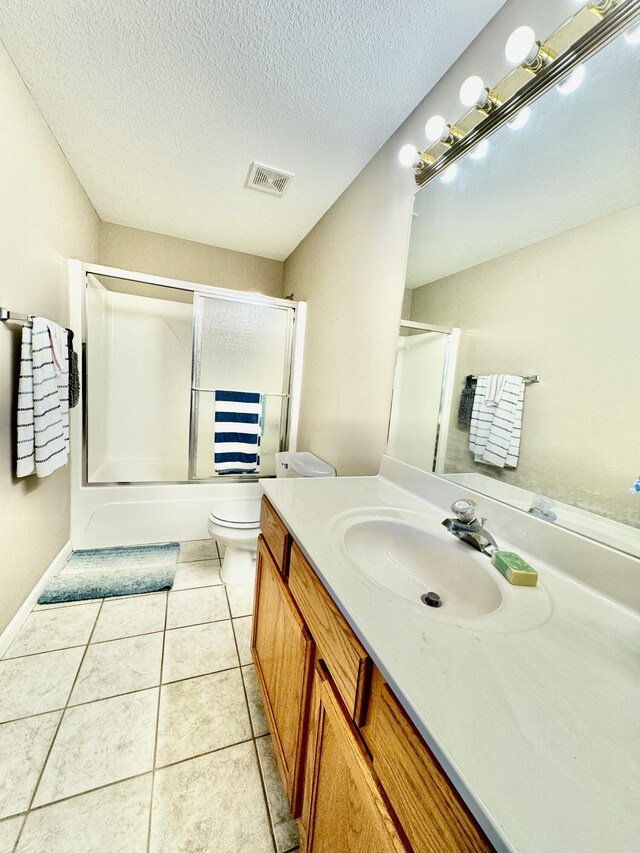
[192,387,289,397]
[0,307,33,325]
[469,374,540,384]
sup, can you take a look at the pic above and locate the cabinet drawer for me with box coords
[260,496,291,575]
[371,682,492,853]
[289,543,371,726]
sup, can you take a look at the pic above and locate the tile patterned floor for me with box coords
[0,540,299,853]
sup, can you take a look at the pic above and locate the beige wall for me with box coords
[410,203,640,527]
[282,0,569,476]
[101,222,284,298]
[0,43,100,634]
[282,153,412,475]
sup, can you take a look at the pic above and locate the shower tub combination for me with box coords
[68,261,305,549]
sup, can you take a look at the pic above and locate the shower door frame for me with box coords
[76,261,305,487]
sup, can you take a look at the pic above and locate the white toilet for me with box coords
[208,451,336,585]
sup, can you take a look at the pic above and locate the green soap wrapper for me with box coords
[491,550,538,586]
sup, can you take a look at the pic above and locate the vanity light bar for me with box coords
[403,0,640,187]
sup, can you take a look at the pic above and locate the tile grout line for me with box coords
[33,598,104,611]
[154,735,255,772]
[2,814,27,851]
[11,599,105,853]
[11,770,152,817]
[1,661,250,726]
[1,602,103,662]
[9,733,263,821]
[177,548,222,565]
[146,587,169,853]
[253,735,280,853]
[225,584,278,853]
[2,605,253,664]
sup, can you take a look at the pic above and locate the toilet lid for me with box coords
[209,499,261,529]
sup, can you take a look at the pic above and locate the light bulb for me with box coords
[507,107,531,130]
[556,64,585,94]
[459,76,488,108]
[469,139,489,161]
[398,144,419,168]
[505,26,539,66]
[425,115,447,142]
[440,164,458,184]
[624,21,640,45]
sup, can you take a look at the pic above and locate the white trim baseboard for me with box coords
[0,540,72,658]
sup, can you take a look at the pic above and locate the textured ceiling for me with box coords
[1,0,506,260]
[406,35,640,288]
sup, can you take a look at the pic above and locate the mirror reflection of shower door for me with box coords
[387,324,459,473]
[190,293,295,480]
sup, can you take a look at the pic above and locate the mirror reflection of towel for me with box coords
[469,375,524,468]
[42,319,68,374]
[66,328,80,408]
[457,375,476,426]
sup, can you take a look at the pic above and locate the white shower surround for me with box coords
[86,276,193,482]
[68,260,304,549]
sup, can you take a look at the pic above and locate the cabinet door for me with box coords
[365,675,492,853]
[301,662,411,853]
[251,535,314,817]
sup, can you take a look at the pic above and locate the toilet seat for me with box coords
[209,499,261,530]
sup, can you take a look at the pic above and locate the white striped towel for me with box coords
[17,317,70,478]
[214,390,263,474]
[42,319,68,373]
[469,375,524,468]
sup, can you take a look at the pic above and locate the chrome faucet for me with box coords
[442,499,498,556]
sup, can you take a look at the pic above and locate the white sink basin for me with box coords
[338,513,504,618]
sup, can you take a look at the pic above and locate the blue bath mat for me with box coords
[38,543,180,604]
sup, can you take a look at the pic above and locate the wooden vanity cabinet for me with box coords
[255,497,494,853]
[251,535,313,816]
[300,660,411,853]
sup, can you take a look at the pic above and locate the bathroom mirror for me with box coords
[390,29,640,558]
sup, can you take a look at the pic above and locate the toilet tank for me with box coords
[275,451,336,478]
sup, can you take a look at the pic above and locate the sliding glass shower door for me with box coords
[84,272,297,484]
[190,292,294,479]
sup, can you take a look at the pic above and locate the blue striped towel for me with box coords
[214,390,263,475]
[17,318,70,478]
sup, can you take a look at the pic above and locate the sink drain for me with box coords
[421,591,442,608]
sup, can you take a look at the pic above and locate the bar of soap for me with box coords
[491,551,538,586]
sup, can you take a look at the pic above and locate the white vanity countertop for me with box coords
[262,471,640,853]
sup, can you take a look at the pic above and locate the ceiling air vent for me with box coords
[246,162,293,197]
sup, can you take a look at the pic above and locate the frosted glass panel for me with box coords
[195,296,291,393]
[191,294,294,479]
